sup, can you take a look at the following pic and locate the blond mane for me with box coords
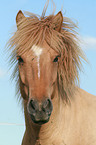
[8,8,84,103]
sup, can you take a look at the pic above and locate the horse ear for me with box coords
[53,11,63,32]
[16,10,25,27]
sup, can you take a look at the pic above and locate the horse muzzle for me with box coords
[27,98,53,125]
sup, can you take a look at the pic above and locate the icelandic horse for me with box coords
[8,6,96,145]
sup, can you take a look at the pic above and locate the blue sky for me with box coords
[0,0,96,145]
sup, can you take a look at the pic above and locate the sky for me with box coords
[0,0,96,145]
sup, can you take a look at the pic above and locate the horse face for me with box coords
[17,41,60,125]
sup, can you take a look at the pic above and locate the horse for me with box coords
[8,7,96,145]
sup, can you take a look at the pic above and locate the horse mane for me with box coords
[8,7,85,103]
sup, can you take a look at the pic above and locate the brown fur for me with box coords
[7,6,96,145]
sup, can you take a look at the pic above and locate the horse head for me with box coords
[16,10,63,125]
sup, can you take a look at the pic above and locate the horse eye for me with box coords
[17,56,24,63]
[53,56,59,62]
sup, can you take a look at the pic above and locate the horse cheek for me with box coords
[52,64,58,84]
[20,80,28,100]
[19,67,26,84]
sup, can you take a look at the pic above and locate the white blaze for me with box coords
[32,45,43,57]
[37,56,40,78]
[31,45,43,79]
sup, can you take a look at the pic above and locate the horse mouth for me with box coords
[30,114,50,125]
[33,119,49,125]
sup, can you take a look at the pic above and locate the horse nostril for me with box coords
[42,99,53,115]
[30,100,35,110]
[27,99,38,115]
[43,99,49,109]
